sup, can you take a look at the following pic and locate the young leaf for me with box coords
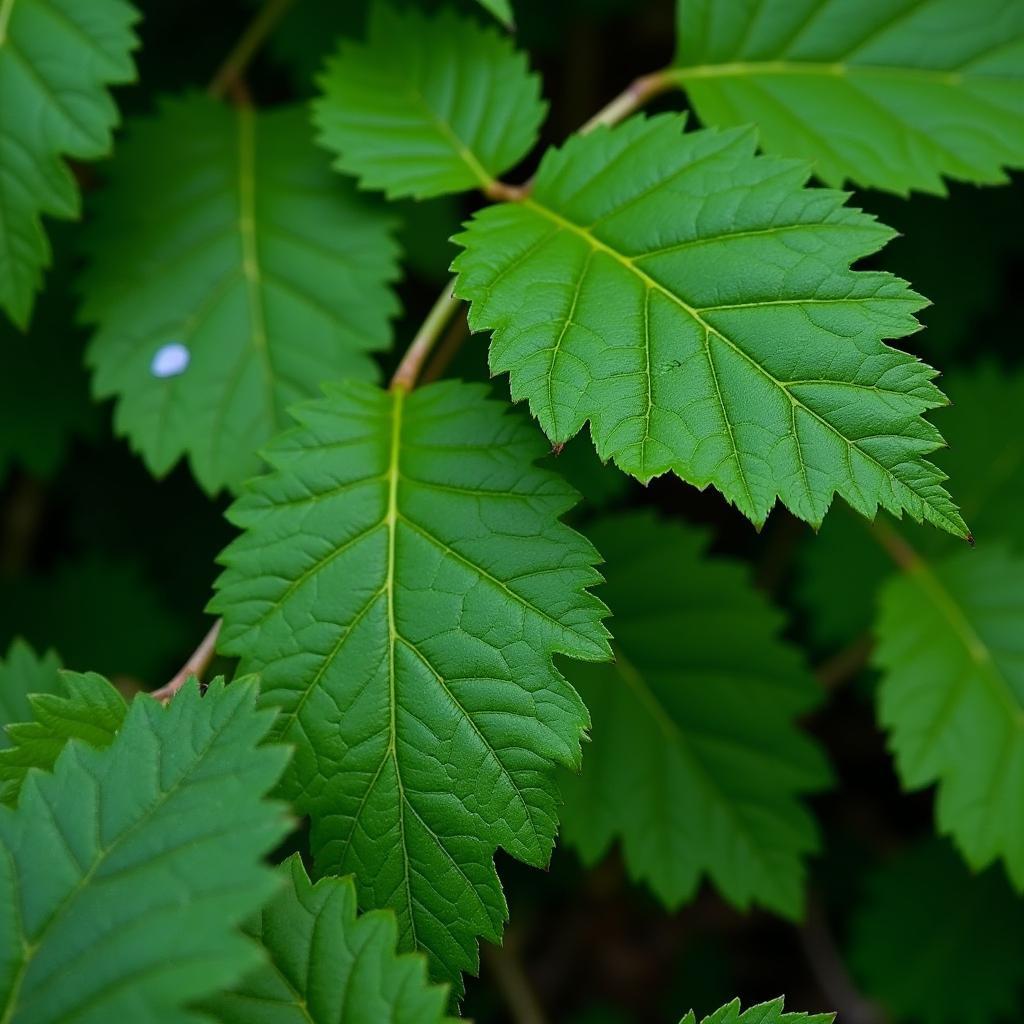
[875,545,1024,886]
[679,996,834,1024]
[212,379,610,988]
[81,96,400,494]
[202,855,454,1024]
[0,640,62,743]
[672,0,1024,194]
[313,5,546,198]
[0,670,127,806]
[454,114,966,537]
[850,840,1024,1024]
[0,678,291,1023]
[561,513,830,918]
[0,0,139,328]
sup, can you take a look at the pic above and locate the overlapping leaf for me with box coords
[0,670,126,805]
[874,545,1024,886]
[0,678,290,1023]
[81,95,400,494]
[850,840,1024,1024]
[680,997,834,1024]
[0,640,61,742]
[212,379,610,988]
[672,0,1024,194]
[0,0,139,327]
[204,855,454,1024]
[313,5,545,198]
[454,113,966,536]
[561,513,830,918]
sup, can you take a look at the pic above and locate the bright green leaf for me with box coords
[679,996,834,1024]
[81,95,400,494]
[0,678,291,1023]
[0,640,62,745]
[0,0,139,327]
[561,512,829,919]
[0,670,127,805]
[475,0,514,28]
[454,114,966,537]
[672,0,1024,194]
[212,379,610,988]
[203,855,454,1024]
[313,5,546,198]
[850,840,1024,1024]
[874,545,1024,886]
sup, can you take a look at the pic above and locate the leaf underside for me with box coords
[454,113,967,537]
[561,512,830,919]
[212,379,610,989]
[313,4,546,198]
[673,0,1024,194]
[81,95,400,494]
[0,679,290,1023]
[875,546,1024,886]
[0,0,139,327]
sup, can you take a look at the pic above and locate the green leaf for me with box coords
[453,113,966,537]
[475,0,514,27]
[212,379,610,988]
[0,678,291,1023]
[850,840,1024,1024]
[874,545,1024,886]
[203,855,454,1024]
[679,996,834,1024]
[81,95,400,494]
[0,640,62,744]
[672,0,1024,194]
[0,670,127,806]
[313,5,546,198]
[561,512,829,918]
[0,0,139,327]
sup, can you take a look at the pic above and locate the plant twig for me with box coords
[390,279,463,392]
[815,632,873,690]
[867,518,923,573]
[208,0,297,100]
[482,937,548,1024]
[578,70,676,134]
[151,619,222,702]
[421,307,469,384]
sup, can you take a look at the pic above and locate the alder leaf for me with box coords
[81,95,400,494]
[679,996,834,1024]
[561,512,830,919]
[313,5,546,198]
[850,840,1024,1024]
[0,640,62,744]
[874,545,1024,886]
[0,0,139,328]
[454,114,967,537]
[0,670,127,806]
[672,0,1024,194]
[203,855,455,1024]
[0,678,291,1023]
[212,379,610,989]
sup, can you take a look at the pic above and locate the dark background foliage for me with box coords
[2,1,1022,1021]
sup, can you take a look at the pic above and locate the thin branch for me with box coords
[151,619,222,703]
[390,279,463,392]
[482,938,548,1024]
[208,0,297,100]
[867,518,923,573]
[815,632,873,690]
[578,70,676,135]
[421,307,469,384]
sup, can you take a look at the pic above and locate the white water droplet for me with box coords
[151,342,190,378]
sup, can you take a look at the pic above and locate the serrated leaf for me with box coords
[212,379,610,989]
[313,5,546,198]
[561,512,829,918]
[672,0,1024,194]
[0,678,291,1023]
[0,0,139,327]
[679,996,834,1024]
[0,670,127,805]
[475,0,514,27]
[0,640,61,744]
[453,113,966,537]
[81,95,400,494]
[850,840,1024,1024]
[203,855,454,1024]
[875,545,1024,886]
